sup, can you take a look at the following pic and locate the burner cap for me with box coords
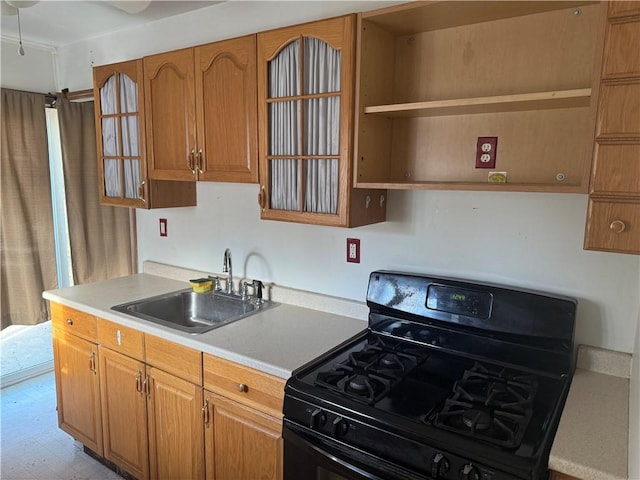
[379,353,400,368]
[348,376,369,392]
[462,408,492,431]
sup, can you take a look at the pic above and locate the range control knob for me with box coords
[460,463,480,480]
[331,417,349,437]
[309,408,326,429]
[431,453,450,478]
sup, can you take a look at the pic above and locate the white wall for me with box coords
[1,38,57,93]
[630,308,640,480]
[137,183,640,353]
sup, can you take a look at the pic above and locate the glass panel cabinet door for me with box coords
[93,60,147,208]
[258,15,357,226]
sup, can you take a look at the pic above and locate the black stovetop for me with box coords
[290,329,566,457]
[283,271,577,480]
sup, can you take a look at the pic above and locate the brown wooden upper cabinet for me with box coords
[257,15,386,227]
[355,1,607,192]
[94,60,147,207]
[93,60,196,208]
[584,0,640,255]
[144,35,258,183]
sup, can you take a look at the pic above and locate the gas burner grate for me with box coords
[315,366,392,404]
[435,399,530,448]
[468,362,540,388]
[313,337,427,404]
[431,362,537,448]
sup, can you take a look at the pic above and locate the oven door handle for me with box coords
[283,422,431,480]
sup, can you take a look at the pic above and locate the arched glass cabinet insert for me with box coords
[258,15,360,227]
[94,60,147,207]
[268,36,341,214]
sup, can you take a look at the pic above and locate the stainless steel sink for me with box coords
[111,289,278,334]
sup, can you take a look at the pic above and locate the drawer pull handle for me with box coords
[66,319,73,326]
[609,220,626,233]
[238,383,248,393]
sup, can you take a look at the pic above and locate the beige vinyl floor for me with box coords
[1,322,54,388]
[0,323,121,480]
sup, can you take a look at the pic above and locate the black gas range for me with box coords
[283,271,577,480]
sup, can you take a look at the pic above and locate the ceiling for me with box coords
[0,1,222,48]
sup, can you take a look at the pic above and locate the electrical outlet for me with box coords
[347,238,360,263]
[159,218,167,237]
[475,137,497,169]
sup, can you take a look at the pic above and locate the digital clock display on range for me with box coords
[426,284,492,319]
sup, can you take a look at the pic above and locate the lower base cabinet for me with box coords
[99,347,149,480]
[147,366,204,480]
[51,301,284,480]
[100,336,205,480]
[205,392,282,480]
[52,328,103,455]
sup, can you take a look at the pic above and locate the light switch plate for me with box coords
[159,218,167,237]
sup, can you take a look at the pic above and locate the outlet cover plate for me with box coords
[476,137,497,168]
[347,238,360,263]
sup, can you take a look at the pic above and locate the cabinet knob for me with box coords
[609,220,627,233]
[238,383,248,393]
[66,319,73,325]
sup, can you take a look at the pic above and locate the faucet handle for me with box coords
[241,281,251,301]
[208,276,222,292]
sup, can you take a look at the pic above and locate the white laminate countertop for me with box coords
[549,346,631,480]
[42,273,368,379]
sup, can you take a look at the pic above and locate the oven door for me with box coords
[283,421,431,480]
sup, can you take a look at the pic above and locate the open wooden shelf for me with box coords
[362,1,600,36]
[355,181,586,193]
[363,89,592,118]
[354,0,606,193]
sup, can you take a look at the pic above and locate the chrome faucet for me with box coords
[222,248,234,294]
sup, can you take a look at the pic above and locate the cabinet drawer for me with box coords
[97,319,145,361]
[597,83,640,139]
[50,303,97,341]
[145,334,202,385]
[609,0,640,19]
[203,354,285,418]
[591,144,640,195]
[603,19,640,79]
[585,198,640,253]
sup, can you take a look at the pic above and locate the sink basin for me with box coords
[112,289,278,334]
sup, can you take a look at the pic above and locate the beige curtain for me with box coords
[57,96,133,284]
[1,89,57,329]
